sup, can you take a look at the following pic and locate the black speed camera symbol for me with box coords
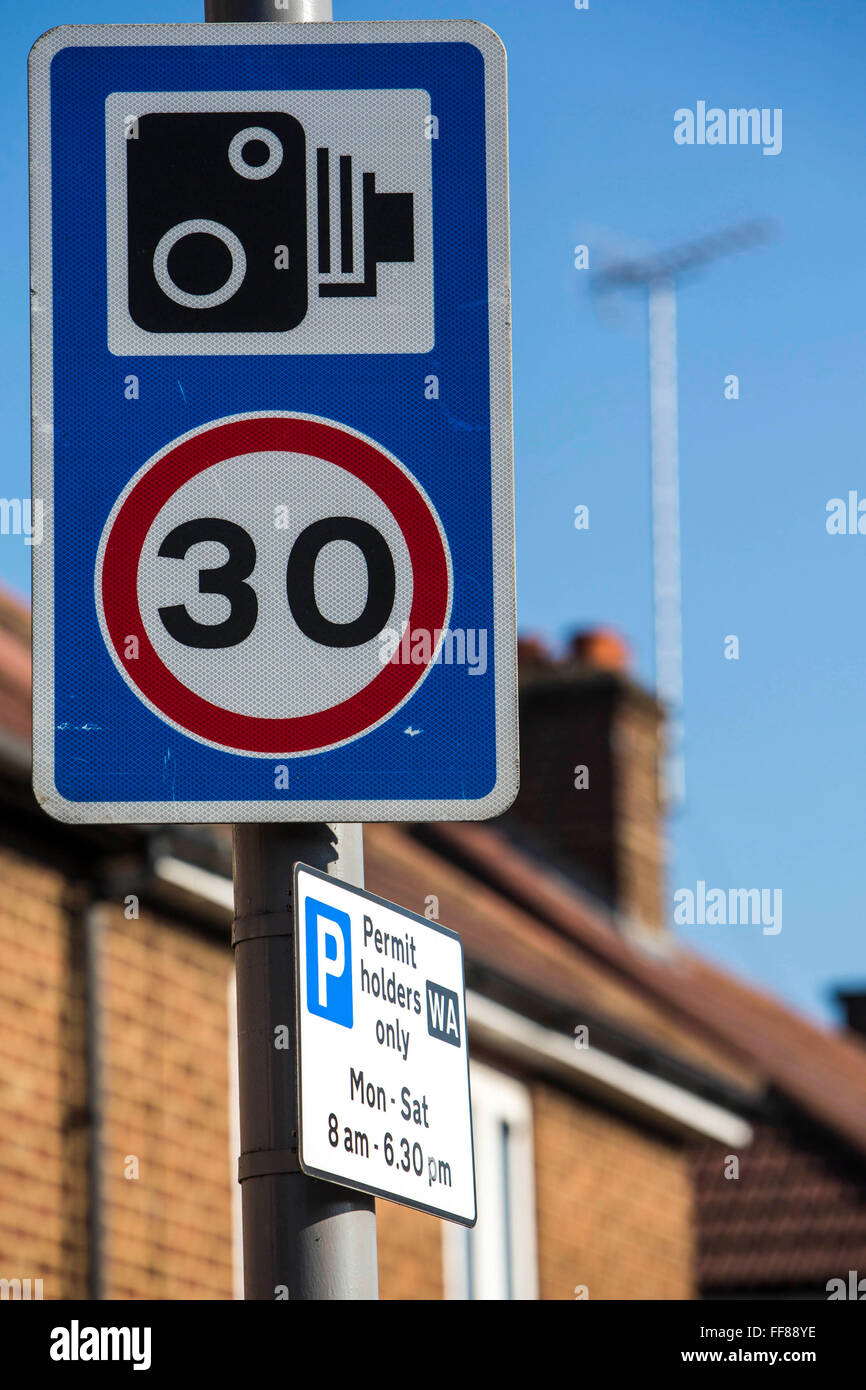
[125,110,416,335]
[127,112,308,333]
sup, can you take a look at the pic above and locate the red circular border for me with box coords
[100,416,451,753]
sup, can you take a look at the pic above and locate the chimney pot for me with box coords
[570,627,633,673]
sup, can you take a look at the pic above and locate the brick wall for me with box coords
[0,839,695,1302]
[0,857,237,1302]
[613,695,665,933]
[377,1199,444,1299]
[532,1083,694,1300]
[0,846,87,1299]
[98,903,235,1300]
[377,1077,696,1302]
[0,852,448,1302]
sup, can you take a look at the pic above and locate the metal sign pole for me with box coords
[205,0,378,1300]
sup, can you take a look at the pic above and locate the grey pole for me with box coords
[205,0,378,1300]
[232,824,375,1300]
[207,0,330,18]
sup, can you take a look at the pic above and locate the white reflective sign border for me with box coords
[294,863,476,1225]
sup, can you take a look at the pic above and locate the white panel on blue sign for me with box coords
[29,21,516,824]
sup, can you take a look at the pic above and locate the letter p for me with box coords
[305,897,353,1028]
[317,918,344,1008]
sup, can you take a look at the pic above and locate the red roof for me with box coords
[693,1121,866,1291]
[423,820,866,1159]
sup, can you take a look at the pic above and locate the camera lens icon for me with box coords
[153,220,247,310]
[228,126,284,181]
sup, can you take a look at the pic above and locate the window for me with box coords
[443,1061,538,1299]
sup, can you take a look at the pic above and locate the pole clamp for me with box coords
[231,911,294,947]
[238,1148,303,1182]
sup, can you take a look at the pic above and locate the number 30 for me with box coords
[157,515,396,650]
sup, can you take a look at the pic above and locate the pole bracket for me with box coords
[238,1147,303,1182]
[232,911,294,947]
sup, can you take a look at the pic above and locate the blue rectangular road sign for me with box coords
[29,22,516,823]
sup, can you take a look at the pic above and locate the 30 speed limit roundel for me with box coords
[96,413,452,756]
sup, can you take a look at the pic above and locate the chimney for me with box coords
[503,628,667,934]
[836,990,866,1040]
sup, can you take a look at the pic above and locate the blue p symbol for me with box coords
[305,897,353,1029]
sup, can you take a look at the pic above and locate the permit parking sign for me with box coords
[29,21,516,823]
[294,863,476,1225]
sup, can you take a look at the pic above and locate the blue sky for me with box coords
[2,0,864,1021]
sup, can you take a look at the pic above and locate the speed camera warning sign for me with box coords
[29,21,516,823]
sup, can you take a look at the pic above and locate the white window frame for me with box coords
[443,1060,539,1300]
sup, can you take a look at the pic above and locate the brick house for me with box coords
[2,584,866,1300]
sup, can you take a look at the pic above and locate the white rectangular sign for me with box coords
[294,863,476,1225]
